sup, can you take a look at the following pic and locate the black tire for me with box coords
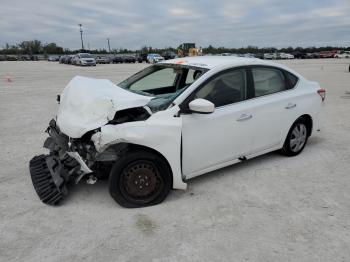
[281,117,309,156]
[109,150,172,208]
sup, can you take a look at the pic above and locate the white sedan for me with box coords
[334,51,350,58]
[279,53,295,59]
[29,56,325,207]
[147,53,165,63]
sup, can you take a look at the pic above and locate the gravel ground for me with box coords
[0,59,350,262]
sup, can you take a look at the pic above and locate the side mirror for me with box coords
[189,99,215,114]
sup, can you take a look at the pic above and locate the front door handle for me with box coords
[285,103,296,109]
[237,114,253,122]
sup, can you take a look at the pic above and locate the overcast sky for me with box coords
[0,0,349,50]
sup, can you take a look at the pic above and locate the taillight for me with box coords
[317,88,326,101]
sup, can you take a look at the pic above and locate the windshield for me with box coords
[118,65,208,112]
[79,53,93,58]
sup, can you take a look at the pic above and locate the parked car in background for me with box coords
[243,53,255,58]
[147,53,165,63]
[279,53,295,59]
[319,51,337,58]
[292,52,307,59]
[5,55,18,61]
[305,53,320,59]
[254,53,264,59]
[71,55,79,65]
[59,55,67,64]
[64,55,74,64]
[162,51,177,60]
[314,53,321,58]
[29,56,325,208]
[334,51,350,58]
[48,55,60,61]
[264,53,277,59]
[31,55,39,61]
[112,56,123,63]
[74,53,96,66]
[135,54,145,63]
[18,55,38,61]
[96,56,111,64]
[123,56,136,63]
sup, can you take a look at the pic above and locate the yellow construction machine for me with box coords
[177,43,202,57]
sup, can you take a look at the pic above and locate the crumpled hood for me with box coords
[57,76,152,138]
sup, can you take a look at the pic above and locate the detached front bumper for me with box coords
[29,119,94,205]
[29,154,70,205]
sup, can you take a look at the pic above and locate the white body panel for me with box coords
[91,105,187,190]
[182,102,255,178]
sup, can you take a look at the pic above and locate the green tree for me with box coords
[43,43,64,54]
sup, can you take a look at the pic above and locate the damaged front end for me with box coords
[29,105,151,205]
[29,119,104,205]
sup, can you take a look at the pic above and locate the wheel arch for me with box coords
[279,114,314,151]
[298,114,313,137]
[104,142,185,189]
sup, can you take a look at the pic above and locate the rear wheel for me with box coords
[281,118,309,156]
[109,150,172,208]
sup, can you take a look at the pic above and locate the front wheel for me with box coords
[109,150,172,208]
[281,118,309,156]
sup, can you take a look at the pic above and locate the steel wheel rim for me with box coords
[120,160,163,203]
[290,123,307,152]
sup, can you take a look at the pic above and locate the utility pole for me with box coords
[107,38,111,53]
[79,24,84,51]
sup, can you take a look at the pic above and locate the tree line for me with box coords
[1,40,349,55]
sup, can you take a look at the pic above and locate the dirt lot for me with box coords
[0,59,350,262]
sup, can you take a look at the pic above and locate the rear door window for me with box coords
[252,67,287,97]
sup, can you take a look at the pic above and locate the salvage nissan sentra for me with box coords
[29,56,325,208]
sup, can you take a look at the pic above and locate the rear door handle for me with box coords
[237,114,253,122]
[285,103,296,109]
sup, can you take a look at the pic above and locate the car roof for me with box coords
[160,56,287,70]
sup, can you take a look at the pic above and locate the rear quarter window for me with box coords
[286,71,299,88]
